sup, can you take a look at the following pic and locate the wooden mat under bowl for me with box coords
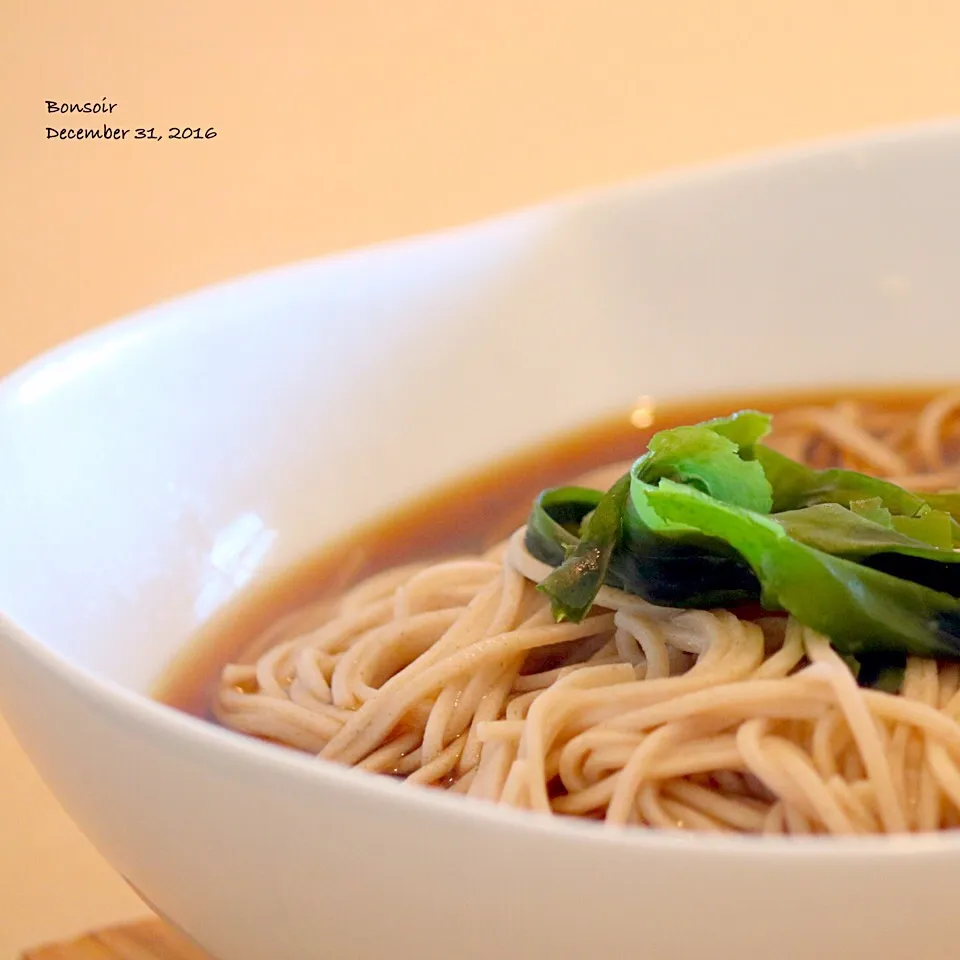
[23,920,211,960]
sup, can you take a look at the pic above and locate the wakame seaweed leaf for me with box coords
[524,408,960,662]
[524,486,602,569]
[848,496,954,549]
[773,503,960,564]
[634,411,774,514]
[773,501,960,596]
[536,474,631,622]
[757,446,960,543]
[525,484,762,615]
[923,492,960,524]
[641,480,960,659]
[529,412,774,622]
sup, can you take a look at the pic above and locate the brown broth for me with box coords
[154,385,948,721]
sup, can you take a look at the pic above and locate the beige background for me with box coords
[3,1,960,956]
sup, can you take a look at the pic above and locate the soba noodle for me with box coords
[215,391,960,835]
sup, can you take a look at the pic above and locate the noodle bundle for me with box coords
[215,391,960,835]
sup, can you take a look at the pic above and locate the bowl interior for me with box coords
[2,123,960,692]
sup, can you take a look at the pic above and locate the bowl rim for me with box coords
[5,112,960,396]
[5,116,960,859]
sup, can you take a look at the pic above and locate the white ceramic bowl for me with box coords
[4,122,960,960]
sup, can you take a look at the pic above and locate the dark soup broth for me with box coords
[155,386,953,722]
